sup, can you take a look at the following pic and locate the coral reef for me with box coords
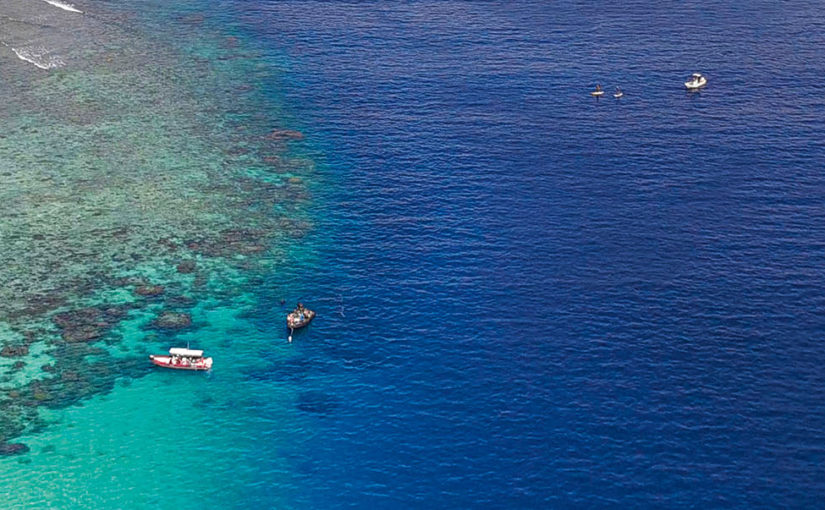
[0,0,315,452]
[151,312,193,330]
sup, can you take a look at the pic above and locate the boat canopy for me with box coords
[169,347,204,357]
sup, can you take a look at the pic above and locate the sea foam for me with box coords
[11,47,65,69]
[42,0,83,13]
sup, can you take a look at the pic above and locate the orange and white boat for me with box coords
[149,347,213,371]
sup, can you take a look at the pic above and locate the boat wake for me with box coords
[11,46,65,69]
[42,0,83,13]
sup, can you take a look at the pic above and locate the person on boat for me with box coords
[595,84,602,92]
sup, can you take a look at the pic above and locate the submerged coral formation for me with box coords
[0,0,314,452]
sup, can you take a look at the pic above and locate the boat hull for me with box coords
[287,310,315,329]
[149,355,213,371]
[685,77,707,89]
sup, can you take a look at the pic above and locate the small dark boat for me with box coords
[287,303,315,330]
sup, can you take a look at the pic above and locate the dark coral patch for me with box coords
[61,325,103,343]
[166,295,196,308]
[266,129,304,141]
[134,285,165,297]
[185,229,271,258]
[0,443,29,456]
[295,390,339,416]
[152,312,192,330]
[176,260,197,274]
[0,345,29,358]
[52,306,129,344]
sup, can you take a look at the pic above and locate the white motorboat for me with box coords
[150,347,213,371]
[685,73,707,90]
[590,84,605,97]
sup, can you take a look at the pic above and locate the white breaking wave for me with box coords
[42,0,83,13]
[12,46,65,69]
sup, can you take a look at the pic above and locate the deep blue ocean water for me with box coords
[232,1,825,507]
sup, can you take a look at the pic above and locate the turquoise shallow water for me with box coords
[2,300,306,509]
[1,0,318,506]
